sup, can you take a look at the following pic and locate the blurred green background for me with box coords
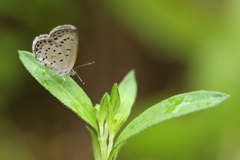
[0,0,239,159]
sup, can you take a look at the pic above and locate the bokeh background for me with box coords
[1,0,239,159]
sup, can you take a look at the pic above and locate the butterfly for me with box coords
[32,25,94,84]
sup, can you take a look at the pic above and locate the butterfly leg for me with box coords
[61,76,66,85]
[44,72,57,81]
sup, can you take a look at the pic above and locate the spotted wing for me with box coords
[49,25,78,74]
[32,34,69,75]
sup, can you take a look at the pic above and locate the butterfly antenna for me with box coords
[75,72,85,85]
[74,61,95,85]
[74,61,95,70]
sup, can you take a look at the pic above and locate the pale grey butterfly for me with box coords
[32,24,94,84]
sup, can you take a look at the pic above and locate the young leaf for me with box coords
[114,70,137,127]
[19,50,98,130]
[108,142,125,160]
[110,83,120,114]
[115,90,229,147]
[87,127,101,160]
[96,93,110,125]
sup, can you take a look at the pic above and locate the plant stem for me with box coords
[99,122,109,160]
[107,133,115,158]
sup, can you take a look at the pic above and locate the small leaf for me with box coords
[19,50,98,130]
[108,142,125,160]
[96,93,110,125]
[110,83,120,114]
[114,70,137,128]
[115,90,229,147]
[87,127,101,160]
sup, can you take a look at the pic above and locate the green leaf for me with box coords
[108,142,125,160]
[19,50,98,130]
[87,127,101,160]
[96,93,110,125]
[115,90,229,147]
[114,70,137,127]
[110,83,120,114]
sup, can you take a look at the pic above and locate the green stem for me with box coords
[107,134,115,158]
[99,122,109,160]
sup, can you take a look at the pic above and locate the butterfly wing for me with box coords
[32,25,78,76]
[49,25,78,74]
[32,34,69,75]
